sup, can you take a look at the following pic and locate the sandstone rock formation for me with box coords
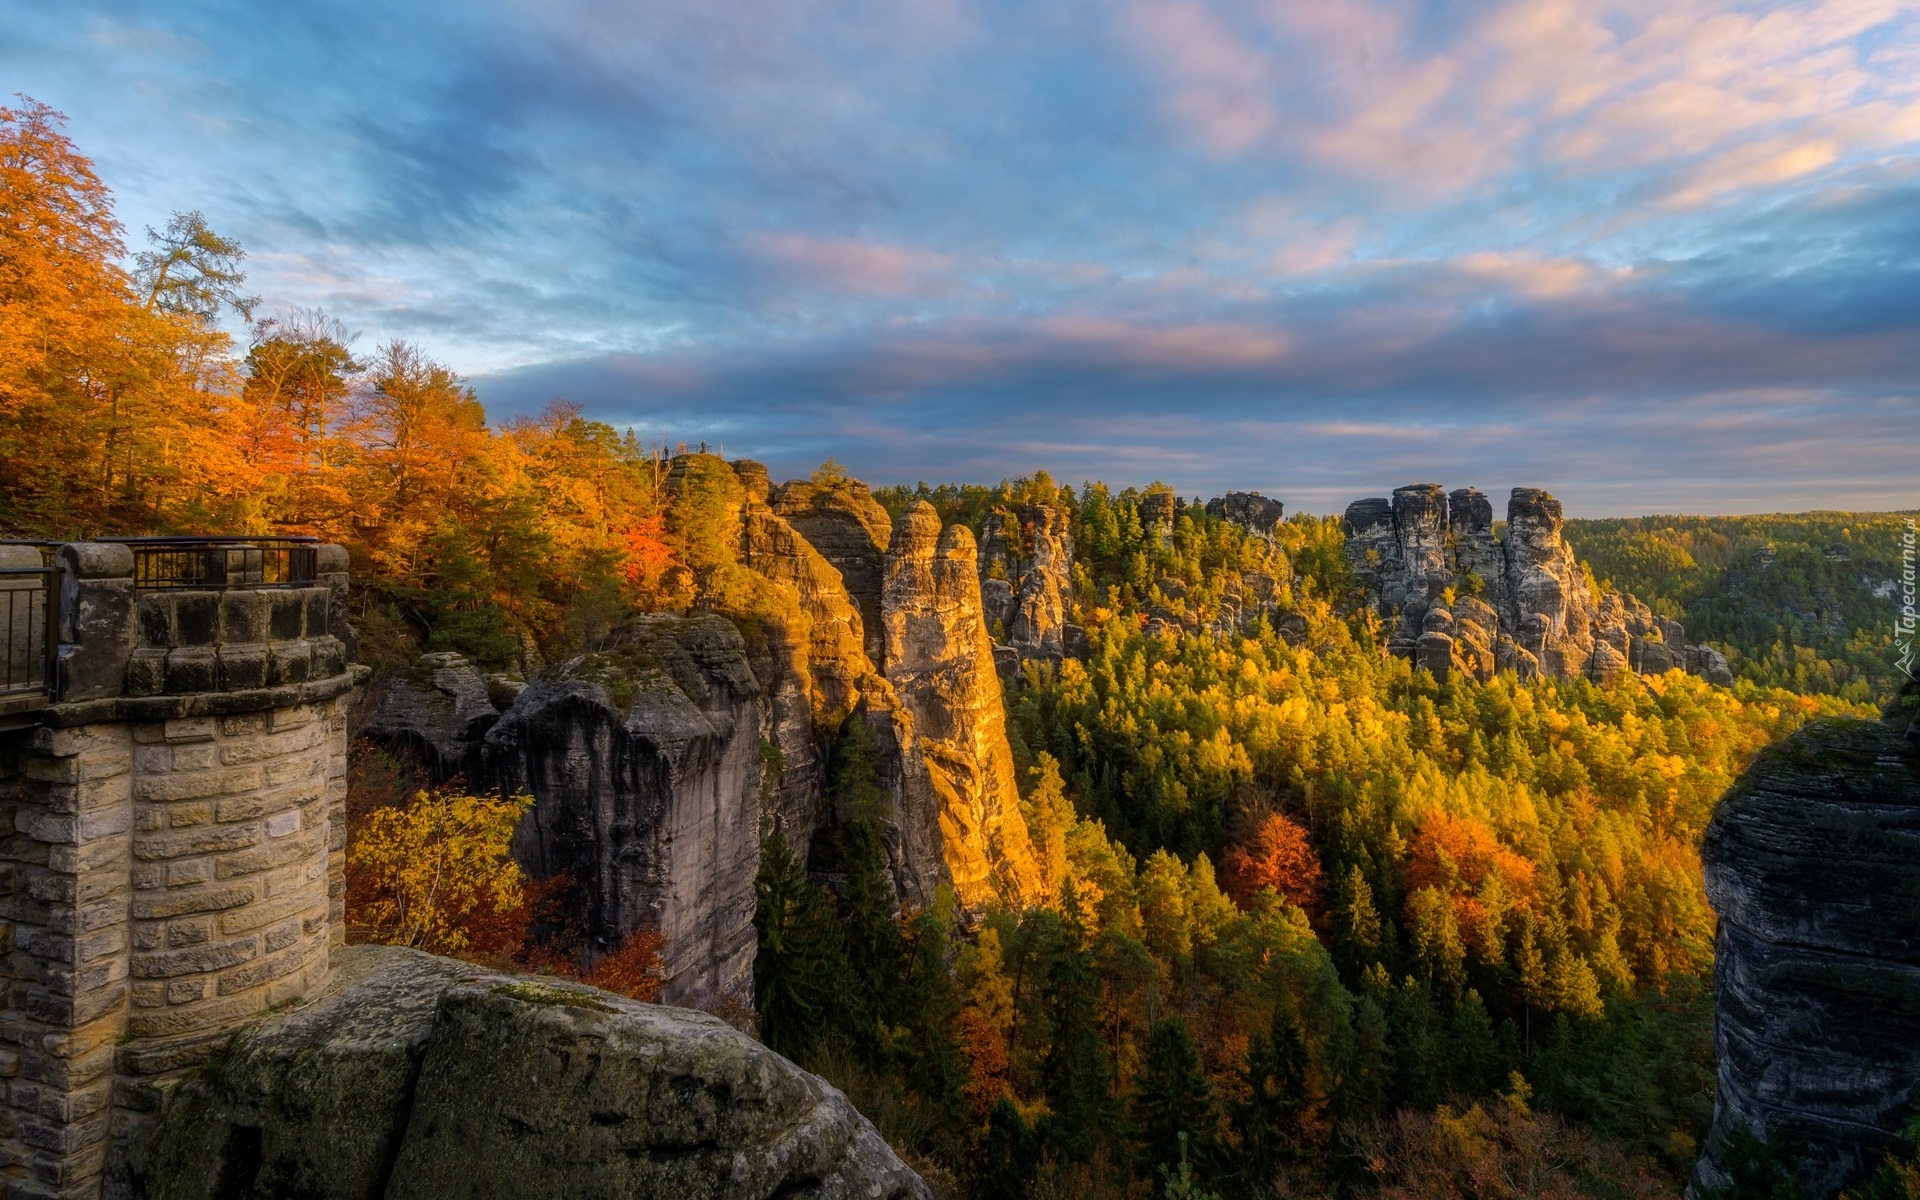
[885,502,1042,908]
[482,614,764,1007]
[132,944,930,1200]
[1690,689,1920,1199]
[1344,485,1726,685]
[1139,489,1178,546]
[978,503,1081,669]
[1205,491,1285,535]
[772,475,895,668]
[364,651,501,780]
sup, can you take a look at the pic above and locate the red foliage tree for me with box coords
[1219,812,1327,922]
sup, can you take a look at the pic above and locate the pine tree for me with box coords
[1134,1015,1216,1183]
[1037,907,1109,1163]
[1231,1003,1311,1195]
[753,834,850,1062]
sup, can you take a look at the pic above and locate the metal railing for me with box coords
[0,564,56,723]
[99,536,321,590]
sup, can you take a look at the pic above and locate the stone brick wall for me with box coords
[0,542,358,1199]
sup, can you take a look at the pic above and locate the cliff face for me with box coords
[134,944,930,1200]
[1690,695,1920,1199]
[771,476,894,669]
[978,503,1080,671]
[482,614,764,1007]
[885,501,1042,908]
[1344,484,1731,685]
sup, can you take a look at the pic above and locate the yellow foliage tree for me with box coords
[346,789,532,958]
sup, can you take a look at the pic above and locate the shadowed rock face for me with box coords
[132,944,930,1200]
[482,614,764,1007]
[978,503,1077,668]
[364,652,503,780]
[884,502,1041,909]
[1343,484,1724,686]
[1690,694,1920,1199]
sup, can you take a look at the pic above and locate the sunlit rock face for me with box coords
[1342,484,1724,686]
[772,476,895,669]
[483,614,764,1008]
[883,501,1042,909]
[978,503,1078,669]
[1690,694,1920,1200]
[1205,491,1285,536]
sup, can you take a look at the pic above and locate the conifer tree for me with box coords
[1134,1015,1216,1183]
[753,834,850,1062]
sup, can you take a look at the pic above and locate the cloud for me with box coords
[4,0,1917,512]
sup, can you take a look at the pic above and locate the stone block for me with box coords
[268,592,305,642]
[302,588,329,639]
[217,714,265,738]
[216,646,270,692]
[130,981,164,1008]
[311,635,347,679]
[161,647,217,695]
[168,744,218,772]
[213,781,312,824]
[268,640,312,686]
[166,861,212,888]
[165,918,212,948]
[133,766,260,804]
[129,886,254,921]
[265,810,301,839]
[166,803,212,829]
[165,979,205,1005]
[171,593,219,647]
[219,591,269,645]
[132,825,261,863]
[262,920,301,953]
[216,893,318,937]
[130,936,258,979]
[214,941,312,996]
[136,595,174,648]
[125,993,257,1041]
[124,648,167,698]
[212,829,318,881]
[162,718,218,745]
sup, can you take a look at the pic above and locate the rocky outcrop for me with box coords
[771,476,895,669]
[1139,489,1178,546]
[1343,485,1725,685]
[1690,691,1920,1199]
[885,502,1042,908]
[1206,491,1285,536]
[364,652,506,780]
[978,503,1080,670]
[131,944,930,1200]
[482,614,764,1007]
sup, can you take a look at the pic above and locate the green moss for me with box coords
[492,981,617,1012]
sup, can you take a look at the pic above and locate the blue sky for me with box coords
[8,0,1918,514]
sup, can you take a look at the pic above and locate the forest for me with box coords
[4,99,1910,1200]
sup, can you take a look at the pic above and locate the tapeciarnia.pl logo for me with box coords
[1898,518,1917,681]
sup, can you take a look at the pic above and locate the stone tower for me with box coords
[0,538,358,1198]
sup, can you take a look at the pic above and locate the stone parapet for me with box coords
[0,540,357,1199]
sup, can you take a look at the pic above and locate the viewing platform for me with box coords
[0,536,361,1199]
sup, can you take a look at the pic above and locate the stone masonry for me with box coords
[0,540,359,1199]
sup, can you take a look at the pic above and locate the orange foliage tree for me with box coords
[1218,812,1327,921]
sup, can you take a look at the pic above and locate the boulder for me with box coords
[365,652,501,780]
[1691,702,1920,1199]
[131,944,929,1200]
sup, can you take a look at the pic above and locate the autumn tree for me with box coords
[1218,812,1327,921]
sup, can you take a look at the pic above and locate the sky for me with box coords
[7,0,1919,515]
